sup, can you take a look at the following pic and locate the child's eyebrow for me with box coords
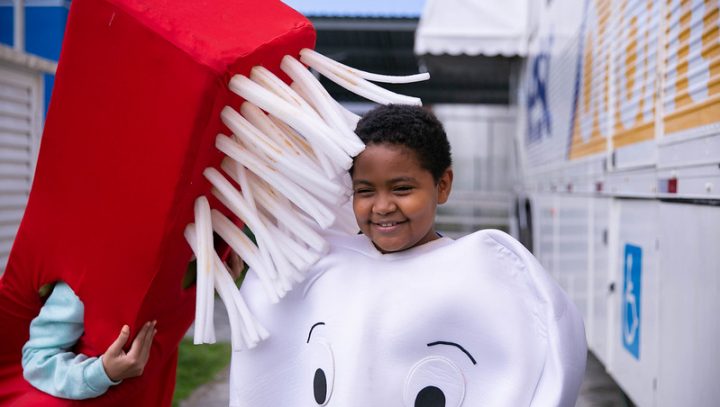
[387,176,418,184]
[352,177,418,187]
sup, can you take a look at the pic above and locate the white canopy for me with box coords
[415,0,530,57]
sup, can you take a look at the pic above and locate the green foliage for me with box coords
[172,338,231,406]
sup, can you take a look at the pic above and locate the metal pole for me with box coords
[13,0,25,52]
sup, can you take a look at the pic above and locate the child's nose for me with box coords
[372,193,397,215]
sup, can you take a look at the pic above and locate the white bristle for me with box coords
[186,49,428,350]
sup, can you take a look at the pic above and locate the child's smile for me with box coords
[351,143,452,253]
[371,219,409,237]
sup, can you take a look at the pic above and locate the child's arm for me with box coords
[21,282,156,399]
[21,282,117,399]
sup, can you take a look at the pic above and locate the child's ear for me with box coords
[437,168,453,204]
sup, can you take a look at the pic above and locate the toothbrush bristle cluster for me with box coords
[187,49,429,351]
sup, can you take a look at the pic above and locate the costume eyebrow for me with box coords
[306,322,325,343]
[427,341,477,365]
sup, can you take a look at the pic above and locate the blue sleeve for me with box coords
[21,282,121,400]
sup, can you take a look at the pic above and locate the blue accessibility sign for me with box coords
[622,244,642,359]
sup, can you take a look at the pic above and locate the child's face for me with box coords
[351,143,452,253]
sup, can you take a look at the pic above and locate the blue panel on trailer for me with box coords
[42,72,54,115]
[0,1,70,115]
[25,4,70,114]
[0,7,11,47]
[1,1,70,49]
[622,243,642,360]
[25,5,69,61]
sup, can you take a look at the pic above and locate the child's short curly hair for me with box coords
[353,104,452,183]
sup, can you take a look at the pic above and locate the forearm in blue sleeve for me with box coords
[21,282,120,399]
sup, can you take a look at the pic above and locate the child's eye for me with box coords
[353,188,374,196]
[393,186,413,193]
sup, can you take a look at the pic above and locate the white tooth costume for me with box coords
[229,230,587,407]
[177,35,585,407]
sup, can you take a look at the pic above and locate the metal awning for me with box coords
[286,0,517,104]
[415,0,530,56]
[0,44,57,73]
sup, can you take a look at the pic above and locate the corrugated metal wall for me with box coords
[0,62,43,271]
[432,104,517,238]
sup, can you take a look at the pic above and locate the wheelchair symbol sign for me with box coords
[622,244,642,359]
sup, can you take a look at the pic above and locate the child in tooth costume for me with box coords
[229,105,588,407]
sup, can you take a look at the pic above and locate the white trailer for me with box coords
[515,0,720,405]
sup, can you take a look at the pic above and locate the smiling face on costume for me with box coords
[351,143,453,253]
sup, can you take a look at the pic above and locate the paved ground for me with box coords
[179,367,231,407]
[181,299,631,407]
[576,353,632,407]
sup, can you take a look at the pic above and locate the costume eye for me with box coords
[415,386,446,406]
[404,357,465,407]
[307,340,335,405]
[314,368,328,404]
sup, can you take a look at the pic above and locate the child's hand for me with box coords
[102,321,157,382]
